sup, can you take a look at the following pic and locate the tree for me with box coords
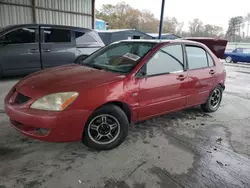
[95,2,159,32]
[95,2,133,29]
[138,10,159,32]
[96,2,225,38]
[226,16,244,41]
[245,13,250,38]
[203,24,223,37]
[163,17,183,34]
[188,19,204,37]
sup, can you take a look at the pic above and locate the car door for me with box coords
[137,44,190,120]
[0,26,41,76]
[242,49,250,62]
[185,45,216,106]
[40,26,76,69]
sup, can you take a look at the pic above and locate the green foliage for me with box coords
[96,2,250,42]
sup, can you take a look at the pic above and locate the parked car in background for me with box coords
[0,24,105,77]
[5,38,227,150]
[224,48,250,63]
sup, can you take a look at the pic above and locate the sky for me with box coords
[96,0,250,32]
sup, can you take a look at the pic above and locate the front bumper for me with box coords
[4,100,92,142]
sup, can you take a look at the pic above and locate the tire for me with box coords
[201,85,223,113]
[83,104,129,150]
[225,56,232,63]
[74,55,88,64]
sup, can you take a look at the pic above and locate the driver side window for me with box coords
[144,44,184,76]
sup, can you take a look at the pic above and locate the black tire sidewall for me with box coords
[83,105,129,150]
[203,86,223,112]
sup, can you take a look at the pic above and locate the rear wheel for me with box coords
[83,105,129,150]
[201,85,223,112]
[225,56,232,63]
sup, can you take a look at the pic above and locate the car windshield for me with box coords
[82,42,156,74]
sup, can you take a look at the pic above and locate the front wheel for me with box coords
[201,85,223,112]
[83,105,129,150]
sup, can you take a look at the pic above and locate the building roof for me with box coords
[96,29,152,37]
[0,24,93,33]
[147,33,181,38]
[96,29,135,33]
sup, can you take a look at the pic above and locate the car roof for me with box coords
[1,24,93,33]
[118,39,202,45]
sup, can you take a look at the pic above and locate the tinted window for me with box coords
[186,46,208,69]
[3,28,36,44]
[75,32,97,43]
[44,28,71,43]
[207,54,214,67]
[146,45,184,76]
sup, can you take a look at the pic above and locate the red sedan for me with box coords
[5,38,227,150]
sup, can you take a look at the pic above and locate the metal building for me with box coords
[0,0,95,29]
[97,29,153,45]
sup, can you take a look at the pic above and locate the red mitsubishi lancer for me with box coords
[5,38,227,150]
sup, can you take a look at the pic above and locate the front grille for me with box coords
[15,93,31,104]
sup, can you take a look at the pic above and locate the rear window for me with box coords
[75,31,97,43]
[186,46,208,69]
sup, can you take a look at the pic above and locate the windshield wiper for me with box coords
[83,64,126,74]
[83,64,103,70]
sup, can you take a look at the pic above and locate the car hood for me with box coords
[15,64,125,98]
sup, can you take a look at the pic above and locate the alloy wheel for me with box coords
[210,88,221,109]
[87,114,120,145]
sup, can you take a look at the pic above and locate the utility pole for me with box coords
[158,0,165,39]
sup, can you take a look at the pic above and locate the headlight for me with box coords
[30,92,79,111]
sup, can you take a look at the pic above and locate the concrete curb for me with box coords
[224,63,250,69]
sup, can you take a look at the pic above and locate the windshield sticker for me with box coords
[123,53,141,61]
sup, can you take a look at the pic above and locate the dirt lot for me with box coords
[1,64,250,188]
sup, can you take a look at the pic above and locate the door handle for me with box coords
[176,74,186,81]
[209,70,215,75]
[42,49,51,52]
[29,49,39,53]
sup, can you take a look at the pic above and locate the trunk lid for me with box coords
[183,37,228,59]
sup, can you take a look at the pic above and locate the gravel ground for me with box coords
[1,64,250,188]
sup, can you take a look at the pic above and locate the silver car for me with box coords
[0,24,105,77]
